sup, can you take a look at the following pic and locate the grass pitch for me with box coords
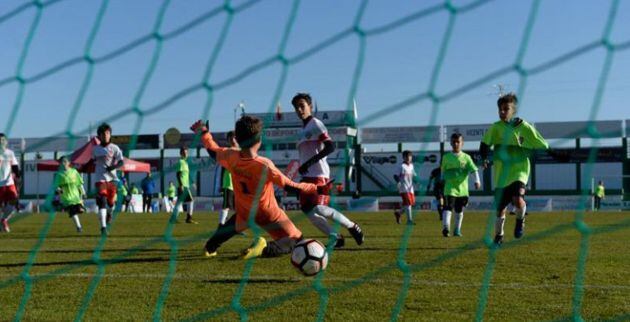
[1,210,629,321]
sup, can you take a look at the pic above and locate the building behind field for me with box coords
[10,114,630,211]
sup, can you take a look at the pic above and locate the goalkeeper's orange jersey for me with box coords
[200,132,316,233]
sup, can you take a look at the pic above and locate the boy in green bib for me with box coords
[441,133,480,237]
[480,93,549,245]
[55,156,86,233]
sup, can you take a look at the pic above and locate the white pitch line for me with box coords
[1,272,629,290]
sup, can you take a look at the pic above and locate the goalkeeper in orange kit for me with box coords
[191,116,332,259]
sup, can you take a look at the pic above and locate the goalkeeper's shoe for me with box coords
[204,251,218,258]
[348,224,364,245]
[514,218,525,239]
[240,237,267,260]
[394,210,401,224]
[453,229,462,237]
[442,228,449,237]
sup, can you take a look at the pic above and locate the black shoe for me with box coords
[514,218,525,239]
[334,234,345,248]
[442,228,449,237]
[394,210,401,224]
[406,221,416,226]
[100,227,108,236]
[348,224,364,245]
[493,234,503,246]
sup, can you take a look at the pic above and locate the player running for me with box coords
[91,123,124,236]
[291,93,364,247]
[427,166,445,221]
[441,133,480,237]
[393,150,418,225]
[480,93,549,245]
[0,133,21,233]
[192,116,330,259]
[55,156,86,233]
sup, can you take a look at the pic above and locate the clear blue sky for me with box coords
[1,0,629,140]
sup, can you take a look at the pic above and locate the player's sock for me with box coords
[98,208,107,228]
[313,205,354,229]
[495,215,505,236]
[3,205,15,219]
[442,210,452,230]
[306,211,335,235]
[71,215,82,230]
[185,202,194,217]
[454,212,463,233]
[515,205,527,220]
[219,209,229,226]
[404,205,413,223]
[106,208,113,224]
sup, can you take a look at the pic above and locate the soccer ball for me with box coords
[291,239,328,276]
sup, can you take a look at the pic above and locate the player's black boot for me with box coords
[333,234,345,248]
[493,234,503,246]
[348,224,364,245]
[442,228,449,237]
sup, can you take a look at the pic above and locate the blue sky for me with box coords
[1,0,629,140]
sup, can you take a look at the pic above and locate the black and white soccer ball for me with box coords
[291,239,328,276]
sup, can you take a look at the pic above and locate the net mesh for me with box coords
[1,0,629,321]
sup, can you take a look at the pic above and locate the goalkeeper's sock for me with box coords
[515,205,527,220]
[495,215,505,236]
[98,209,107,228]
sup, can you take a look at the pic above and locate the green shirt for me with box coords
[167,184,176,198]
[176,158,190,188]
[222,168,233,191]
[56,168,83,206]
[441,152,478,197]
[119,184,128,197]
[482,119,548,188]
[131,187,139,194]
[595,185,605,198]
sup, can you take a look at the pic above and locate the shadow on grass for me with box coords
[0,255,189,268]
[203,278,298,284]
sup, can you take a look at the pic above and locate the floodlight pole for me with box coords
[235,101,245,123]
